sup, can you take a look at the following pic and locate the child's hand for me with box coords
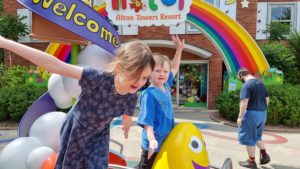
[122,114,132,139]
[148,139,158,159]
[171,35,185,51]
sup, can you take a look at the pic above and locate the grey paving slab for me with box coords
[1,109,300,169]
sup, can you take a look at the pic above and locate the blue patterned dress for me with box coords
[55,68,138,169]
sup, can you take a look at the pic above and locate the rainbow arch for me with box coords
[48,1,269,75]
[187,1,269,74]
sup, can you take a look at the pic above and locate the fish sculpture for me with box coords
[152,122,210,169]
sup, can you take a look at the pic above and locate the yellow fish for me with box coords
[152,122,209,169]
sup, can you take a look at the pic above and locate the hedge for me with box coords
[0,84,47,121]
[216,84,300,127]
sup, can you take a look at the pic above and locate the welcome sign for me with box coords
[106,0,192,26]
[18,0,120,54]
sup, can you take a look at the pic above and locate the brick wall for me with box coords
[7,0,294,108]
[2,0,23,14]
[236,0,258,39]
[3,43,49,66]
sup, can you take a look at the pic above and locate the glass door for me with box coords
[171,62,208,108]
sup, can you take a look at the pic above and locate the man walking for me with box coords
[237,68,271,168]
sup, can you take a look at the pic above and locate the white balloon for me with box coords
[62,65,85,99]
[77,44,114,70]
[26,146,55,169]
[29,111,66,152]
[62,77,81,98]
[0,137,42,169]
[48,74,73,109]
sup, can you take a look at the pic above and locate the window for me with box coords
[17,9,33,43]
[269,4,296,29]
[186,23,202,34]
[257,3,298,40]
[205,0,219,7]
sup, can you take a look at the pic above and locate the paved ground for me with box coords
[1,109,300,169]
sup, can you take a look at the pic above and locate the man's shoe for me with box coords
[238,160,257,168]
[260,153,271,165]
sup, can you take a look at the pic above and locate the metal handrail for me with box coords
[110,139,124,154]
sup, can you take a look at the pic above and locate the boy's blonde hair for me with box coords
[107,40,155,79]
[153,54,172,70]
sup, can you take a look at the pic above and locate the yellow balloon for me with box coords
[152,122,209,169]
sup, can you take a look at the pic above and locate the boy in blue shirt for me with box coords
[137,35,184,169]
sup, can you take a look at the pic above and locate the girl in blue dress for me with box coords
[0,36,155,169]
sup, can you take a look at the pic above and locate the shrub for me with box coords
[0,86,10,121]
[0,84,47,121]
[0,49,3,64]
[216,90,240,121]
[0,65,28,88]
[216,85,300,127]
[267,85,300,127]
[263,22,291,41]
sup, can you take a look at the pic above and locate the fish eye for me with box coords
[189,136,203,153]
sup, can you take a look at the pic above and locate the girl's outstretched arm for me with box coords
[171,35,184,76]
[0,36,83,79]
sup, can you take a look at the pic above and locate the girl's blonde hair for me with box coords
[107,40,155,79]
[152,53,172,70]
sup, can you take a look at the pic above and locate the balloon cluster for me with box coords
[0,112,65,169]
[0,45,114,169]
[49,44,114,109]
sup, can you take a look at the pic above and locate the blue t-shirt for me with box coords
[240,78,269,111]
[137,73,174,152]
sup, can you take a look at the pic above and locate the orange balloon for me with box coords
[42,152,57,169]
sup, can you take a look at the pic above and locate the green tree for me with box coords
[0,0,3,64]
[264,21,291,41]
[260,42,296,72]
[259,42,300,84]
[0,0,2,14]
[0,14,29,41]
[286,31,300,84]
[288,31,300,69]
[0,14,29,65]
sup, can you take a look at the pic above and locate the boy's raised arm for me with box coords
[0,36,83,80]
[171,35,185,76]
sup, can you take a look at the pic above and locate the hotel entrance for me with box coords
[172,61,208,108]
